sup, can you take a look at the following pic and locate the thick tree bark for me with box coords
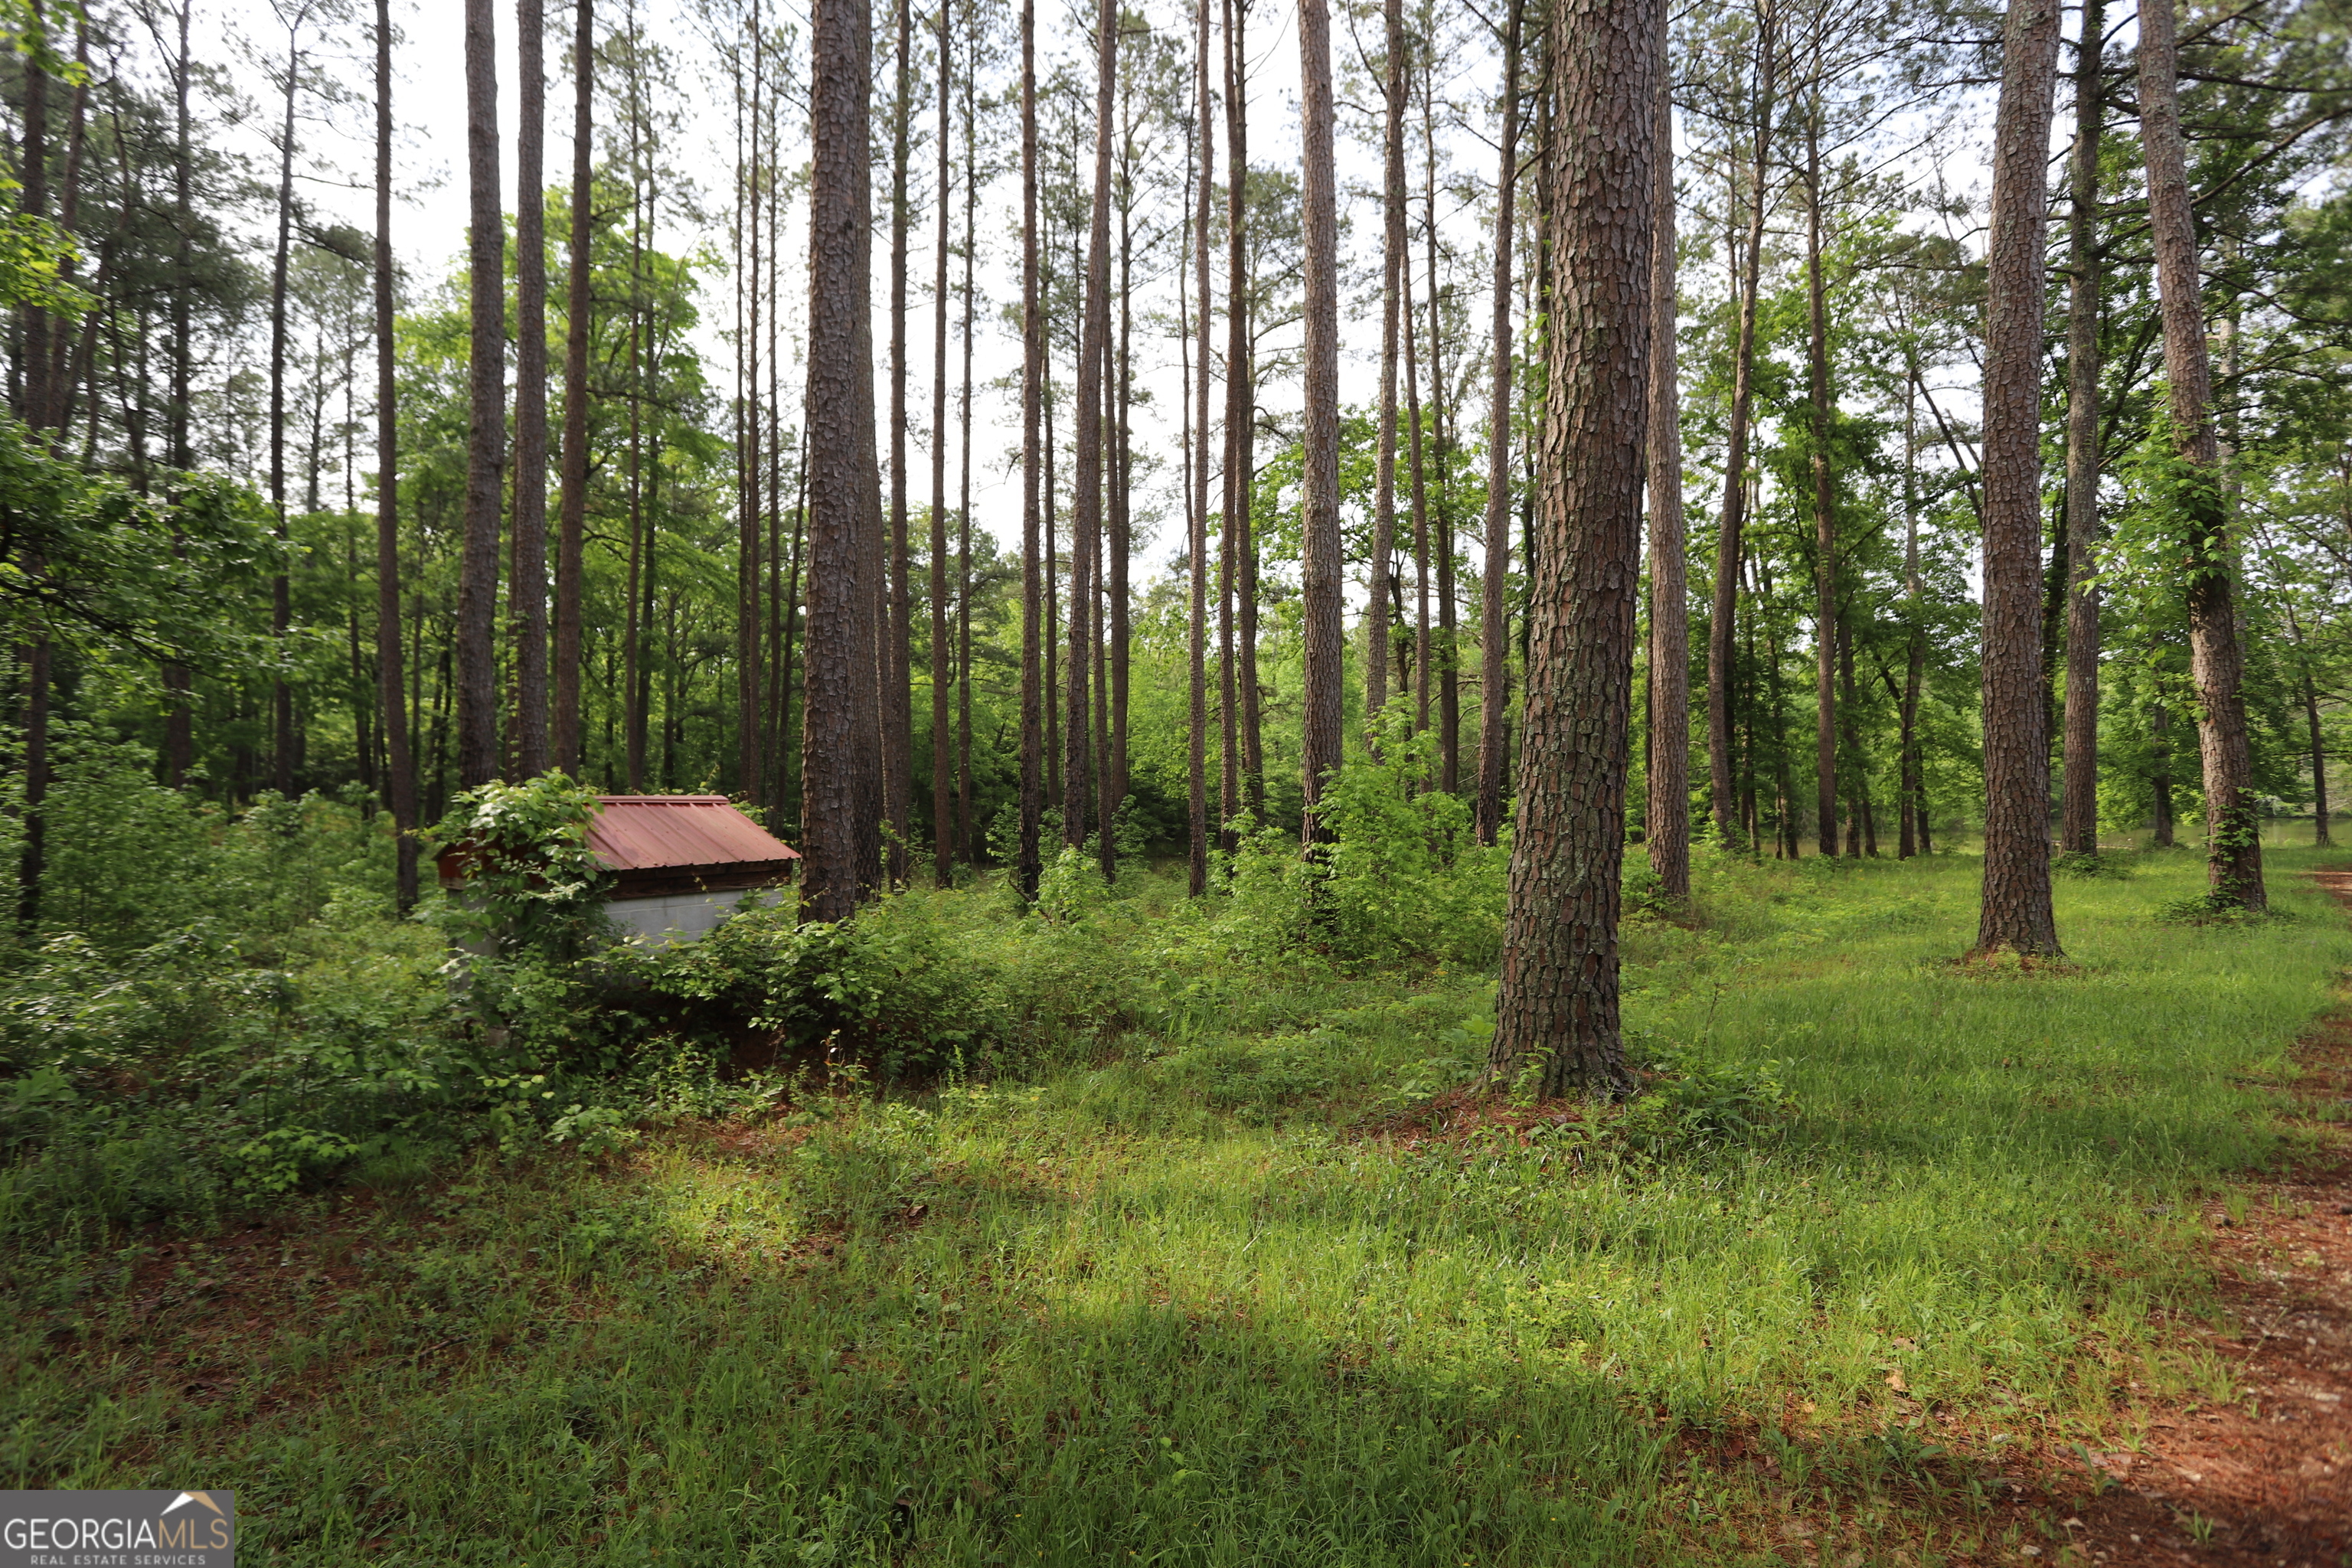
[885,0,913,883]
[1016,0,1044,901]
[376,0,418,913]
[512,0,550,779]
[553,0,594,775]
[1973,0,2063,957]
[1189,0,1214,894]
[2059,0,2103,855]
[1489,0,1657,1099]
[1298,0,1344,844]
[1368,0,1405,725]
[930,0,953,885]
[802,0,884,921]
[458,0,505,789]
[1474,0,1522,847]
[1644,8,1689,899]
[1707,4,1773,848]
[1805,114,1837,858]
[2138,0,2264,910]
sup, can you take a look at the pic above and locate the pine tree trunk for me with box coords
[930,0,954,885]
[1367,0,1405,726]
[2305,667,2331,846]
[1108,136,1134,877]
[168,0,192,469]
[1644,4,1689,897]
[2058,0,2103,855]
[2151,698,2175,845]
[49,24,85,449]
[732,2,761,807]
[17,638,49,932]
[376,0,419,912]
[1016,0,1044,901]
[1297,0,1344,847]
[765,90,789,824]
[553,0,594,775]
[269,14,302,795]
[20,5,47,432]
[512,0,550,778]
[162,0,194,785]
[1837,620,1873,854]
[1220,0,1250,846]
[1899,373,1925,858]
[622,129,647,792]
[1066,0,1113,854]
[1489,0,1658,1099]
[1423,54,1459,794]
[1707,11,1772,848]
[1045,331,1060,814]
[957,42,978,862]
[802,0,883,920]
[1474,0,1522,847]
[1188,0,1214,894]
[1805,114,1838,858]
[1973,0,2063,957]
[2138,0,2264,910]
[1406,258,1431,737]
[458,0,505,789]
[885,0,913,883]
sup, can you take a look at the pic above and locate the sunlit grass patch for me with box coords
[5,846,2349,1563]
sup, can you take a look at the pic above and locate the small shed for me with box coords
[584,795,799,945]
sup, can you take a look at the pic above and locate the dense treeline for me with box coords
[4,0,2352,1081]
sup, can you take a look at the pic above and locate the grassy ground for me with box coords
[5,844,2349,1566]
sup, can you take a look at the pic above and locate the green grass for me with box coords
[5,844,2348,1565]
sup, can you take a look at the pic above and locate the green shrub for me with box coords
[1210,710,1506,971]
[627,890,996,1079]
[1615,1043,1792,1157]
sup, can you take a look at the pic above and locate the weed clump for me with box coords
[2053,850,2134,880]
[2153,890,2302,926]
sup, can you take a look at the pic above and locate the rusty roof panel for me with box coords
[586,795,801,871]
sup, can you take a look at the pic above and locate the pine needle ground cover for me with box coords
[5,847,2347,1566]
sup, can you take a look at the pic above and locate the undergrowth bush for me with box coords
[1210,711,1505,971]
[2053,849,2133,880]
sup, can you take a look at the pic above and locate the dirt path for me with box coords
[2069,868,2352,1566]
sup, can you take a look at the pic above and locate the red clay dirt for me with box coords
[2061,867,2352,1566]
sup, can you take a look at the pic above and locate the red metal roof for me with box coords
[586,795,801,871]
